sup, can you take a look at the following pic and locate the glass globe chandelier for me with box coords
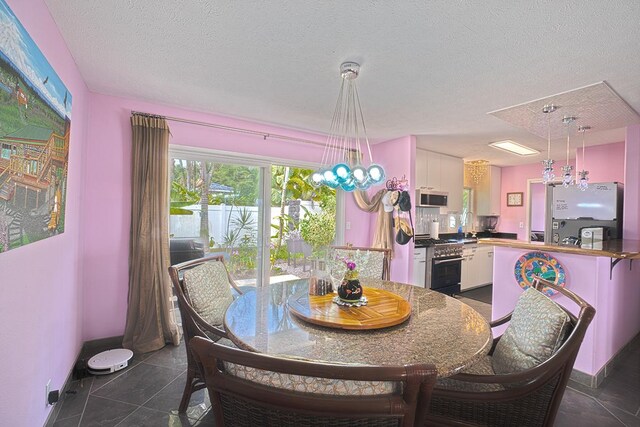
[561,115,576,188]
[576,125,591,191]
[541,104,558,184]
[310,62,385,191]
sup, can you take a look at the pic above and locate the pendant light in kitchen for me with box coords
[541,104,558,184]
[576,125,591,191]
[561,115,576,187]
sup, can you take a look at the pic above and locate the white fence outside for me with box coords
[169,202,322,247]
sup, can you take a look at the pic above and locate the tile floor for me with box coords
[49,289,640,427]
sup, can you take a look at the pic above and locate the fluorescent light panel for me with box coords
[489,140,539,156]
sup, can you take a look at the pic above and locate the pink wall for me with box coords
[623,126,640,240]
[370,136,416,284]
[500,141,625,240]
[0,0,90,425]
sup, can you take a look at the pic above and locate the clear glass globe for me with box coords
[351,166,368,184]
[367,164,385,184]
[323,169,340,188]
[310,170,324,188]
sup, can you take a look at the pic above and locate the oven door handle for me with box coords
[433,257,463,265]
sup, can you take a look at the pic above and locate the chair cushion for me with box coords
[437,355,504,392]
[492,288,571,375]
[223,360,398,396]
[183,261,234,326]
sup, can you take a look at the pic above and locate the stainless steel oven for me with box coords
[423,240,463,295]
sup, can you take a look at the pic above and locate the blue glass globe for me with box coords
[332,163,351,184]
[340,178,357,192]
[367,164,385,184]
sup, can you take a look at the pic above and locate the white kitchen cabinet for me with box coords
[461,244,493,290]
[440,154,463,213]
[415,149,428,188]
[411,247,426,287]
[460,245,477,290]
[415,149,463,213]
[475,245,494,286]
[475,165,502,216]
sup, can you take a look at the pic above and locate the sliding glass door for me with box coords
[168,148,340,287]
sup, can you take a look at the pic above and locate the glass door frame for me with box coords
[169,145,345,287]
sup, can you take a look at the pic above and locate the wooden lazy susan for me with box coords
[287,287,411,330]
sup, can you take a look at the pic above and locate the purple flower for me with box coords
[346,261,356,270]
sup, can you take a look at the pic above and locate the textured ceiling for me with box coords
[44,0,640,166]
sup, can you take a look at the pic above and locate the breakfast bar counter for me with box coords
[479,238,640,259]
[224,279,492,377]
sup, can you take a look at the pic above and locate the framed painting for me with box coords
[0,0,72,253]
[507,192,523,207]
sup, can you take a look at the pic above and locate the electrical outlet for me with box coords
[45,379,51,406]
[519,222,524,229]
[345,221,351,230]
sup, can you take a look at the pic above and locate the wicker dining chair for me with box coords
[168,254,245,413]
[190,335,438,427]
[425,276,596,427]
[331,245,392,280]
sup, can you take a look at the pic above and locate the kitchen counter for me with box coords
[479,238,640,259]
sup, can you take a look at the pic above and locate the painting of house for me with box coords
[0,0,71,252]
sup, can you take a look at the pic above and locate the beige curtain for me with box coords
[353,189,394,257]
[123,115,180,353]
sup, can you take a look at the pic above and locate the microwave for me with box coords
[416,189,448,208]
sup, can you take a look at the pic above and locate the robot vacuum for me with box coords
[87,349,134,375]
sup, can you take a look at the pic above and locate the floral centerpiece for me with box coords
[337,259,363,302]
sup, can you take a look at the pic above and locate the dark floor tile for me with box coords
[602,403,640,427]
[55,379,94,421]
[79,396,138,426]
[91,362,183,406]
[143,372,209,417]
[53,414,80,427]
[596,374,640,416]
[556,388,624,427]
[117,406,197,426]
[89,352,149,393]
[143,343,188,369]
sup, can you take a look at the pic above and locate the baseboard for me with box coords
[570,331,640,388]
[43,335,124,426]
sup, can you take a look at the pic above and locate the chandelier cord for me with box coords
[355,85,373,164]
[547,111,551,160]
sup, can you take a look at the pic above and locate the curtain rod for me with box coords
[131,110,326,147]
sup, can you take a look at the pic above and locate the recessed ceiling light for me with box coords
[489,140,539,156]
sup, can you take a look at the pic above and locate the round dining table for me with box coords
[224,278,492,377]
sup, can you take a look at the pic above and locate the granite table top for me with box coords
[224,279,493,378]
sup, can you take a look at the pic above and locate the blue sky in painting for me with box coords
[0,0,72,118]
